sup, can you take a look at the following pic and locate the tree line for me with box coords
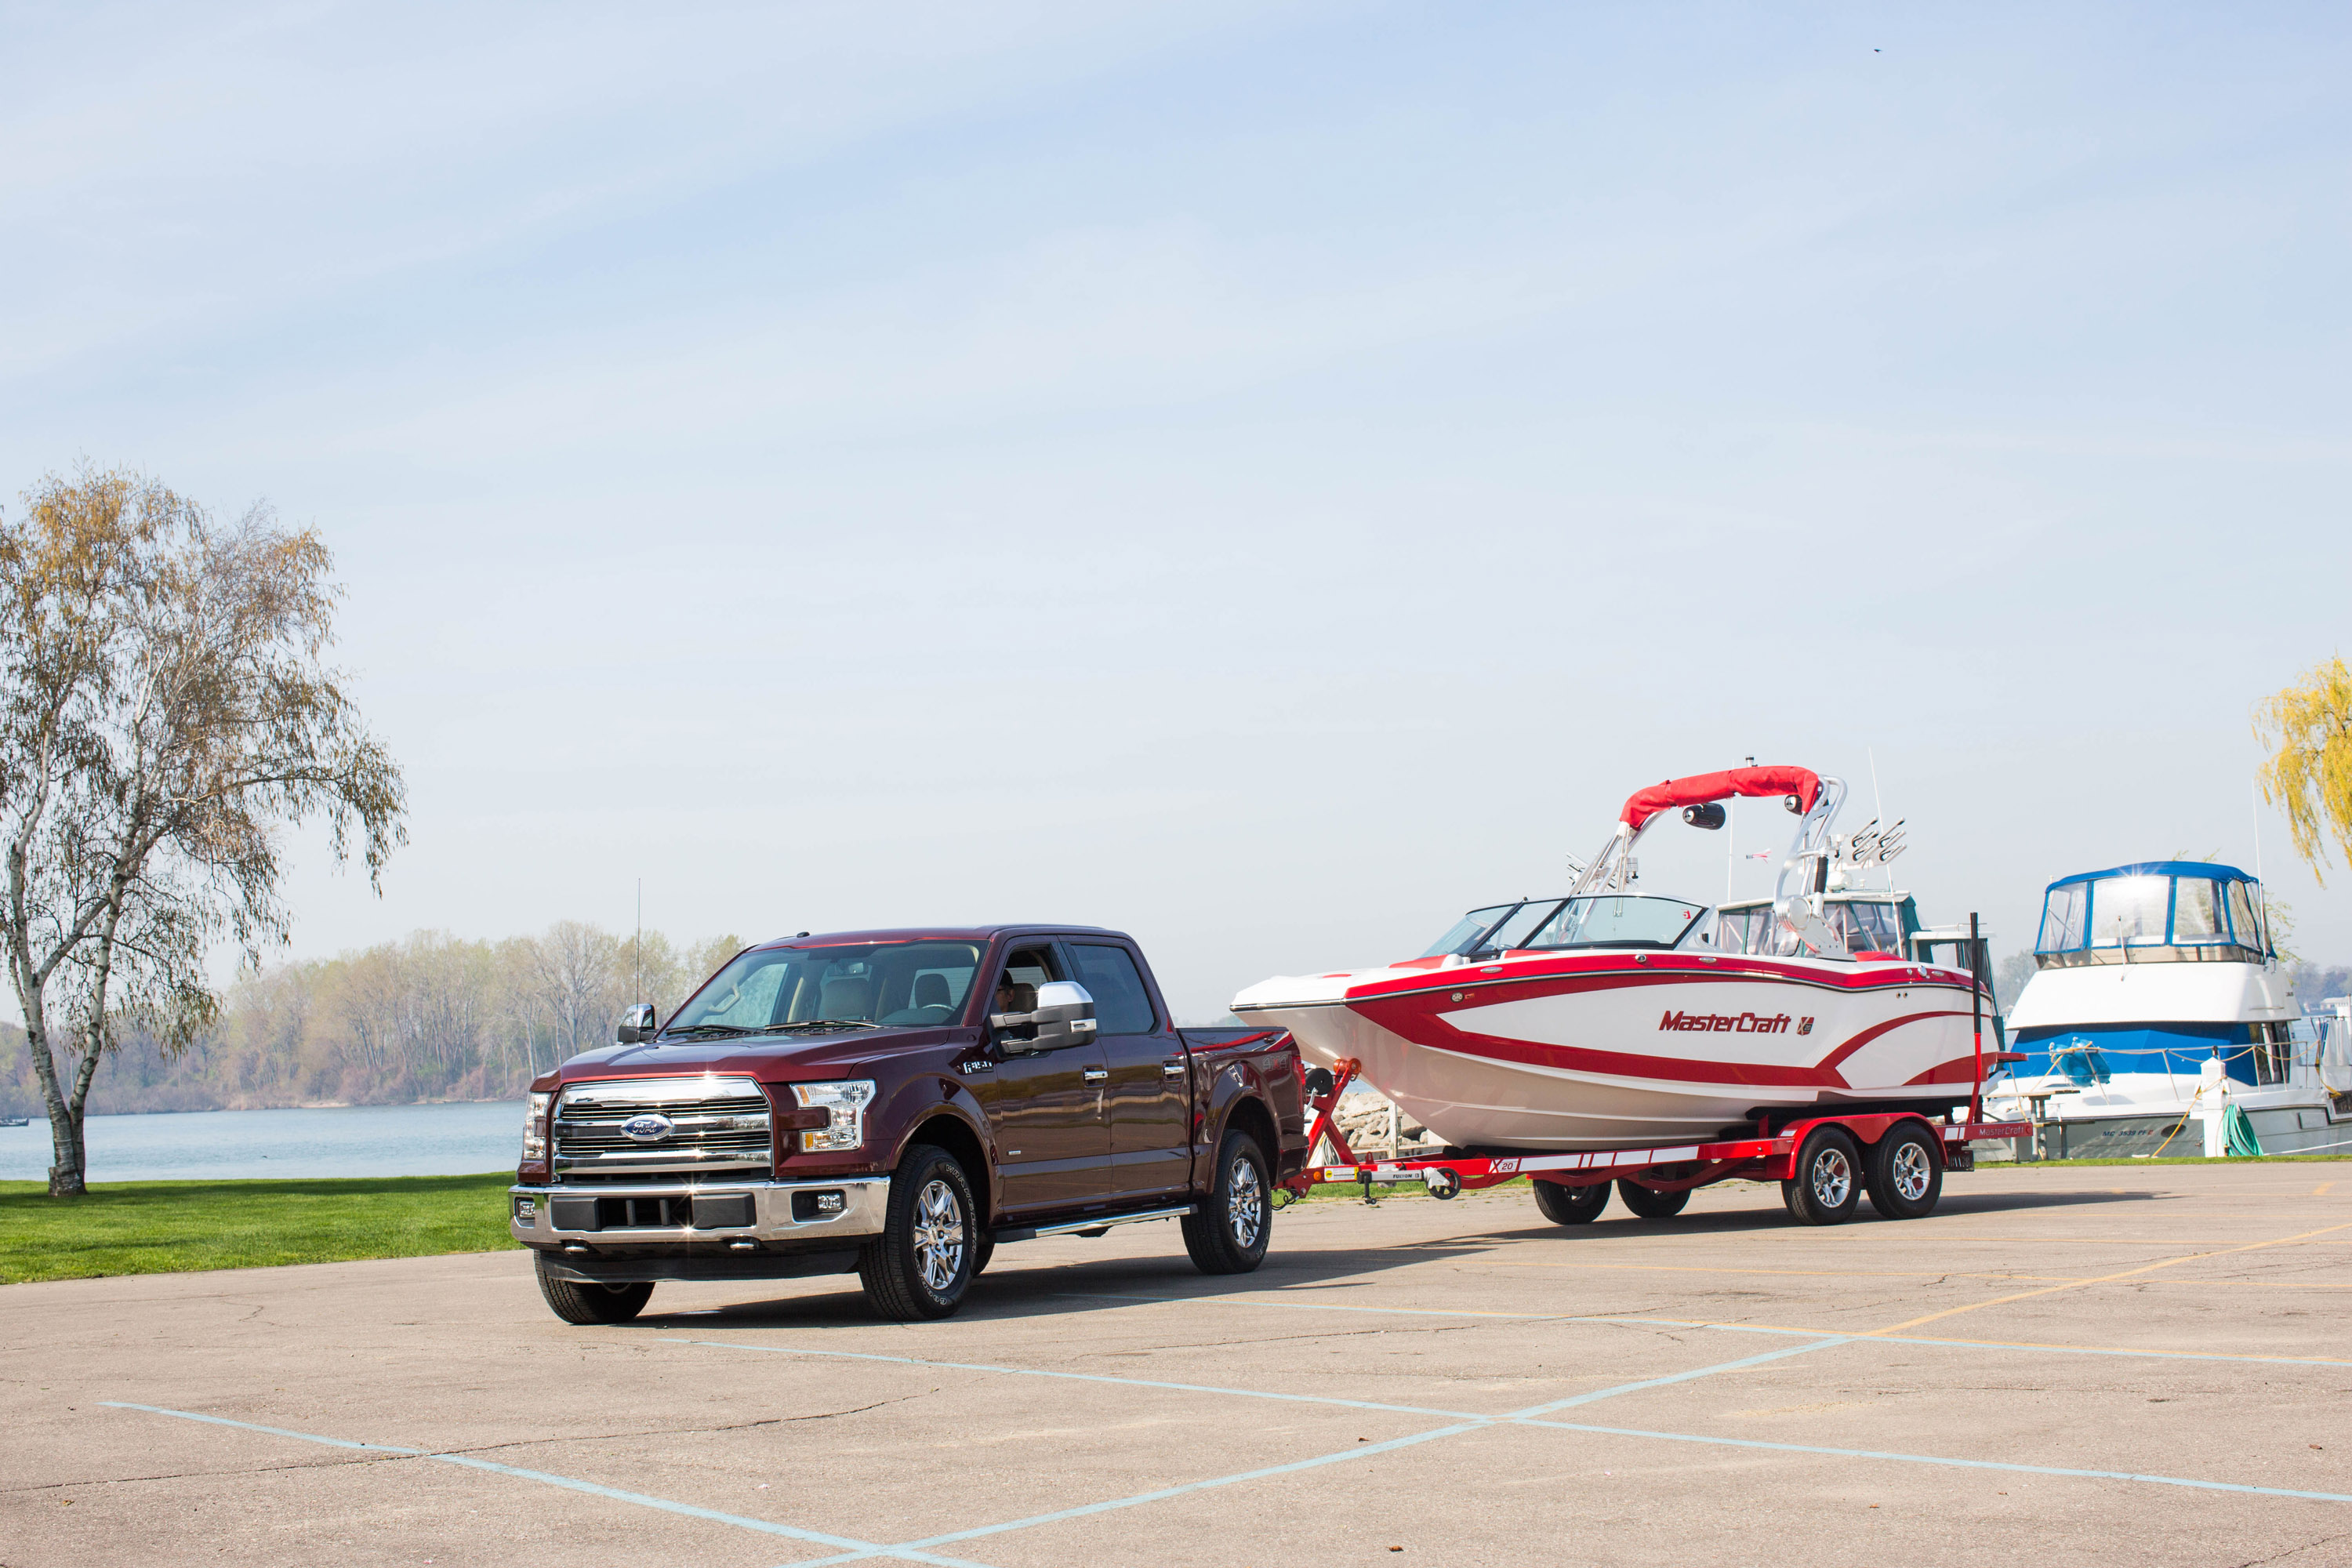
[0,921,741,1118]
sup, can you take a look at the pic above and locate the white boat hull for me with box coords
[1235,950,1989,1151]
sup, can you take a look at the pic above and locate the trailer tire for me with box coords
[1615,1179,1691,1219]
[1533,1178,1610,1225]
[1864,1123,1943,1220]
[857,1144,978,1321]
[1184,1131,1272,1275]
[1782,1127,1863,1225]
[534,1252,655,1325]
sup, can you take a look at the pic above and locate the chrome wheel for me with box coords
[1890,1142,1932,1203]
[1809,1148,1853,1210]
[1226,1154,1265,1250]
[912,1178,965,1293]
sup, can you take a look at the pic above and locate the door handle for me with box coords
[1160,1061,1186,1077]
[1082,1068,1109,1083]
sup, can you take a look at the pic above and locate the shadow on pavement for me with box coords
[626,1183,2169,1330]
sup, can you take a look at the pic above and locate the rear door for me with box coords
[977,942,1112,1214]
[1068,940,1192,1201]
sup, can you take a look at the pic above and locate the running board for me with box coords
[993,1204,1196,1244]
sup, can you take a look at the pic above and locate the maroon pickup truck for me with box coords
[510,925,1307,1323]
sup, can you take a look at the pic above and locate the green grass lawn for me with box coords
[0,1174,521,1285]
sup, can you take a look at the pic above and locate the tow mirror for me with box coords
[617,1003,659,1044]
[992,982,1097,1050]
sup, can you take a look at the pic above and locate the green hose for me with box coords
[2224,1102,2265,1158]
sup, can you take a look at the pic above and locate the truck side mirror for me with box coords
[993,982,1097,1051]
[1029,982,1097,1049]
[616,1003,659,1044]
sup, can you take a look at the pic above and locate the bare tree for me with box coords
[2,468,405,1195]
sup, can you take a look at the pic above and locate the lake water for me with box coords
[0,1100,527,1183]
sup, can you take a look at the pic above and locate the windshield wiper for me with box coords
[755,1019,883,1034]
[659,1023,753,1039]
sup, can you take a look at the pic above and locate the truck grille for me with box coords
[552,1076,773,1175]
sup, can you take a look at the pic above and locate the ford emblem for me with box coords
[622,1112,673,1143]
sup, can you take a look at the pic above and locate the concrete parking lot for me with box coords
[5,1161,2350,1567]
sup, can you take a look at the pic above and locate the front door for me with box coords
[977,943,1111,1214]
[1069,940,1192,1200]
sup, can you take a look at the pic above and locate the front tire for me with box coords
[1183,1131,1271,1275]
[1615,1179,1691,1219]
[1533,1178,1610,1225]
[858,1145,978,1321]
[534,1251,654,1326]
[1782,1127,1864,1225]
[1864,1123,1943,1220]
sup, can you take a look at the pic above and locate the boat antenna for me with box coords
[1867,746,1889,891]
[2251,777,2274,960]
[1728,756,1753,905]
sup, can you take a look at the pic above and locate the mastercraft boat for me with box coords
[1232,765,1998,1152]
[1984,861,2351,1156]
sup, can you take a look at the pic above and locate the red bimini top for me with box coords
[1620,766,1823,830]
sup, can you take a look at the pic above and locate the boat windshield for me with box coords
[670,940,984,1032]
[1425,896,1705,956]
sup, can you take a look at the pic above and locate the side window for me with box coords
[992,946,1063,1016]
[1068,943,1158,1034]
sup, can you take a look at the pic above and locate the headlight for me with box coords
[521,1091,550,1163]
[790,1080,877,1152]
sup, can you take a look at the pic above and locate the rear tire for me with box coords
[534,1252,654,1326]
[1864,1123,1943,1220]
[1183,1131,1272,1275]
[1615,1179,1691,1219]
[1782,1127,1863,1225]
[858,1144,977,1321]
[1533,1178,1610,1225]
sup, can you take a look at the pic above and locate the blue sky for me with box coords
[4,2,2349,1017]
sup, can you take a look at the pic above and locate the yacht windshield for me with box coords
[670,940,983,1033]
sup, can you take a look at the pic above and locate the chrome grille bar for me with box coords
[553,1075,774,1174]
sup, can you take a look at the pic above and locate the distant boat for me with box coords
[0,1116,28,1127]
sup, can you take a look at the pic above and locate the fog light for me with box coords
[512,1196,537,1223]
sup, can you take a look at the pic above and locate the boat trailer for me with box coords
[1282,1058,2030,1220]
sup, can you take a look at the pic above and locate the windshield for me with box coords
[1427,896,1704,956]
[1524,895,1705,949]
[669,941,983,1033]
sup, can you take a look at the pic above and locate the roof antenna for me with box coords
[635,877,644,1004]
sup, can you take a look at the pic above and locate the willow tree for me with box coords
[2256,655,2352,887]
[3,469,405,1196]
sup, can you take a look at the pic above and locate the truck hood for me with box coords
[553,1025,971,1083]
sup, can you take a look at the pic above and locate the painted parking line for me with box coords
[101,1403,996,1568]
[786,1420,1490,1568]
[1063,1291,2352,1367]
[1513,1417,2352,1504]
[1504,1338,1848,1417]
[661,1338,1478,1421]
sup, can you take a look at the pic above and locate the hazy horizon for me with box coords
[5,3,2349,1023]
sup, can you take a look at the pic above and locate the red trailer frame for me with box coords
[1283,1058,2027,1214]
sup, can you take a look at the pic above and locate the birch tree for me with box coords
[3,469,405,1196]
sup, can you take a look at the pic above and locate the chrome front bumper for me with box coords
[507,1176,889,1247]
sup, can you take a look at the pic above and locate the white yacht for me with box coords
[1986,861,2351,1156]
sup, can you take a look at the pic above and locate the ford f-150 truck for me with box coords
[510,925,1307,1323]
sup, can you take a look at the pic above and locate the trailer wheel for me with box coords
[1615,1179,1691,1219]
[1781,1127,1862,1225]
[534,1252,654,1325]
[1864,1123,1943,1220]
[1183,1131,1272,1275]
[1533,1178,1610,1225]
